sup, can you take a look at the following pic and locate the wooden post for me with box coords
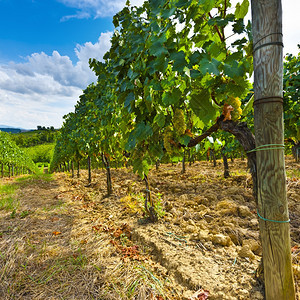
[182,150,186,174]
[87,156,91,184]
[71,161,74,178]
[211,149,216,167]
[156,159,159,170]
[77,161,80,178]
[251,0,295,298]
[222,148,230,178]
[102,153,112,195]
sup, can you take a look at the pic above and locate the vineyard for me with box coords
[0,131,37,178]
[0,0,300,299]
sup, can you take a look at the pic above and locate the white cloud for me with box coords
[60,11,90,22]
[75,32,112,65]
[0,32,112,129]
[58,0,145,19]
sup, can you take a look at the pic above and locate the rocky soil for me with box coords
[0,157,299,299]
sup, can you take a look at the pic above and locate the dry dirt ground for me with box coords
[0,157,299,299]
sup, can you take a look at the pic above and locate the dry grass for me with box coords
[0,173,179,299]
[0,157,299,299]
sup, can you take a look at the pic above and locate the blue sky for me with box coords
[0,0,114,63]
[0,0,299,129]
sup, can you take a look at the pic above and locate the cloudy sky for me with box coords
[0,0,299,130]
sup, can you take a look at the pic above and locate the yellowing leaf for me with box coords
[52,231,62,236]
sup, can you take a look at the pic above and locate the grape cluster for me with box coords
[173,109,186,136]
[163,109,187,154]
[226,96,242,121]
[163,126,174,154]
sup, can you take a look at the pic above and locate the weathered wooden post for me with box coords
[87,156,91,184]
[251,0,295,298]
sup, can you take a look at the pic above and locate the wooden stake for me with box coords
[251,0,295,298]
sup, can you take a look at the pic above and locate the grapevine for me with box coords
[0,131,37,175]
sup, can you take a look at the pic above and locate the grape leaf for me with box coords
[154,113,166,128]
[199,58,220,75]
[162,89,182,106]
[235,0,249,19]
[170,51,187,73]
[190,91,219,124]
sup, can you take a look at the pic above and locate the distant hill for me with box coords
[0,128,22,133]
[0,125,31,133]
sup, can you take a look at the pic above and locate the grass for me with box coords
[0,182,19,211]
[286,168,300,178]
[15,173,54,184]
[0,173,53,212]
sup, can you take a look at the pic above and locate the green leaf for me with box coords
[232,19,245,34]
[198,0,215,13]
[213,138,223,151]
[149,42,169,57]
[151,81,163,91]
[223,61,245,78]
[208,42,226,60]
[208,16,229,27]
[190,69,201,79]
[132,156,149,179]
[150,143,164,159]
[161,6,176,18]
[125,92,135,109]
[153,54,169,73]
[175,0,192,8]
[170,51,187,73]
[204,139,211,152]
[192,114,205,130]
[135,122,153,143]
[199,58,220,75]
[149,0,164,8]
[235,0,249,19]
[162,88,182,106]
[179,135,191,146]
[189,50,202,66]
[154,113,166,128]
[190,90,219,124]
[242,94,254,116]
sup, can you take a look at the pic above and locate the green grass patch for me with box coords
[286,168,300,178]
[34,173,54,182]
[0,183,19,211]
[0,173,54,211]
[15,175,32,182]
[15,173,54,184]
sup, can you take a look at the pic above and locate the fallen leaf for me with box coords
[52,231,62,236]
[189,289,209,300]
[92,225,101,231]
